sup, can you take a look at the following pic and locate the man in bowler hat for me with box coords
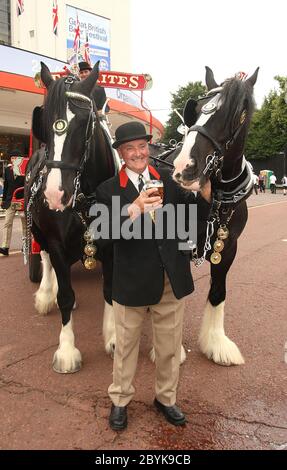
[93,121,211,430]
[0,151,26,256]
[78,61,109,114]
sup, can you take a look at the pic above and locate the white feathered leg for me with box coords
[149,344,187,365]
[103,301,116,355]
[34,251,58,315]
[53,316,82,373]
[199,300,245,365]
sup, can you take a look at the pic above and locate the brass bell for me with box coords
[210,252,222,264]
[84,244,97,257]
[217,226,229,240]
[84,256,97,270]
[84,230,93,242]
[213,239,224,252]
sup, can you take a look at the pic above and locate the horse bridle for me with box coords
[43,75,98,207]
[186,89,248,182]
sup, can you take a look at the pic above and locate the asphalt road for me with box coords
[0,192,286,451]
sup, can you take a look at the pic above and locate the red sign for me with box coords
[36,68,153,91]
[97,71,152,91]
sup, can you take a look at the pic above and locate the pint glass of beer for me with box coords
[142,180,164,222]
[142,180,164,199]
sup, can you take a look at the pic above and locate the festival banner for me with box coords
[66,5,110,70]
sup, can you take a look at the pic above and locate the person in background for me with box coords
[281,175,287,196]
[94,121,211,431]
[258,173,265,193]
[0,151,26,256]
[252,173,259,195]
[269,173,277,194]
[78,61,110,114]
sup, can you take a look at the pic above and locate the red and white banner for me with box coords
[52,0,58,36]
[16,0,24,16]
[98,71,153,91]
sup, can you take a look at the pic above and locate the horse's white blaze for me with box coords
[53,316,82,373]
[173,111,214,178]
[199,300,245,366]
[44,105,75,211]
[103,301,116,355]
[34,251,57,315]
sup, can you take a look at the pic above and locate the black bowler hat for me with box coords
[112,122,153,149]
[78,61,92,72]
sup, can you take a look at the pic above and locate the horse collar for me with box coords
[212,159,253,207]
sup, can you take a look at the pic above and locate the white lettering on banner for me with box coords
[98,74,140,89]
[130,76,140,88]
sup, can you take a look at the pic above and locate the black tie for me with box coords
[138,174,144,193]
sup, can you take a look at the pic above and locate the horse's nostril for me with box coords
[175,173,181,180]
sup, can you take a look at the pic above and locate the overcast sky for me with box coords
[131,0,287,124]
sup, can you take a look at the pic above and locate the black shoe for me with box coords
[109,404,127,430]
[0,247,9,256]
[154,398,186,426]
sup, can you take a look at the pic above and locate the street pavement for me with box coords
[0,192,286,451]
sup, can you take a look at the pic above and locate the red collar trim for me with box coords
[119,164,160,188]
[119,164,129,188]
[148,165,160,180]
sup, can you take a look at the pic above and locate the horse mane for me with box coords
[219,77,255,133]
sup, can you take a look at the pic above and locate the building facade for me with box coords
[0,0,163,161]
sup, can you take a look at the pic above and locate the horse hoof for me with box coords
[52,348,82,373]
[213,360,232,367]
[53,363,82,374]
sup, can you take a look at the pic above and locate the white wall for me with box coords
[10,0,131,71]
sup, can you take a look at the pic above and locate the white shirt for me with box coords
[252,174,259,184]
[125,166,150,192]
[270,174,277,184]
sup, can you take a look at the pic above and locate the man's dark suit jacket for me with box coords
[1,165,25,210]
[94,165,209,307]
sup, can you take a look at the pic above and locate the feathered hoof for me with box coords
[34,292,55,315]
[52,347,82,374]
[149,344,187,365]
[105,338,116,357]
[199,335,245,366]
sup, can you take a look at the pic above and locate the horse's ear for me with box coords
[205,66,219,91]
[76,61,100,96]
[40,62,53,89]
[246,67,259,88]
[183,98,198,128]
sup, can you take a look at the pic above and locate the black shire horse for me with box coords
[172,66,259,365]
[24,62,117,373]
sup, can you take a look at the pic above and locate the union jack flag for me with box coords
[52,0,58,36]
[16,0,24,16]
[73,14,81,55]
[84,32,91,66]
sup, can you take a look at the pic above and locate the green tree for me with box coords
[246,76,287,159]
[163,81,206,145]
